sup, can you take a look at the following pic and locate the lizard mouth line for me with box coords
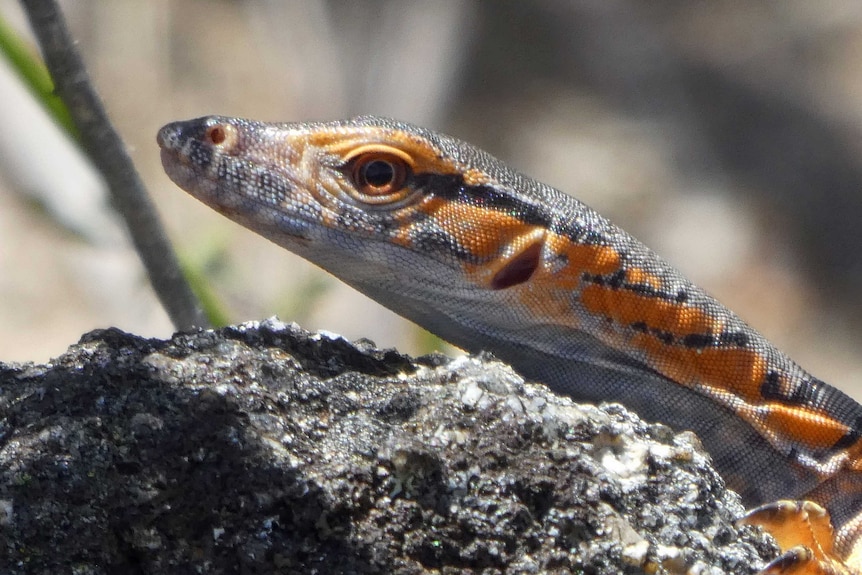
[159,147,333,248]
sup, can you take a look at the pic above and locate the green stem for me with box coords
[0,11,76,136]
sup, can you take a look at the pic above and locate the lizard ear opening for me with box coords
[491,241,542,289]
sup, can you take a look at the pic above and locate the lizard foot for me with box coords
[740,500,852,574]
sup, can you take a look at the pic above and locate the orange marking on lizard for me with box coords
[633,332,768,402]
[756,405,856,450]
[498,236,642,335]
[417,199,540,262]
[514,237,624,323]
[623,267,664,291]
[544,233,622,279]
[852,447,862,472]
[580,283,718,336]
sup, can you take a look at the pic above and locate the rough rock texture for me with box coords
[0,319,776,574]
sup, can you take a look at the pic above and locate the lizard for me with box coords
[157,115,862,574]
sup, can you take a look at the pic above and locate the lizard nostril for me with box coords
[208,126,227,144]
[205,123,237,148]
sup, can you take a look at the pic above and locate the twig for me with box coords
[19,0,210,330]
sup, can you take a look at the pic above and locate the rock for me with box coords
[0,318,776,574]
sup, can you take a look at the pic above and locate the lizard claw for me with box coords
[757,546,846,575]
[741,501,851,574]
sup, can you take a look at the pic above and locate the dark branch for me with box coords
[19,0,210,330]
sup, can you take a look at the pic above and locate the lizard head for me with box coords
[157,115,558,293]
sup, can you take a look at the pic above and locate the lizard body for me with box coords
[158,115,862,574]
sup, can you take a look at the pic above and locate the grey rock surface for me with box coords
[0,319,776,574]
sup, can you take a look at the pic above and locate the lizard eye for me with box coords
[347,150,411,204]
[358,159,398,189]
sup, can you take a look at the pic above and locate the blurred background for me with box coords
[1,1,862,400]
